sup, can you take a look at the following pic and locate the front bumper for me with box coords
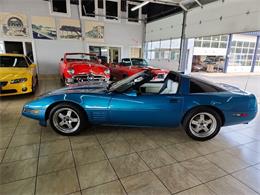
[65,74,110,85]
[0,81,32,96]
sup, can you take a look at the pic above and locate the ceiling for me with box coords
[46,0,219,22]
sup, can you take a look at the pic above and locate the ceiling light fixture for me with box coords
[131,1,150,11]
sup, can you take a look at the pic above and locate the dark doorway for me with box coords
[4,41,24,54]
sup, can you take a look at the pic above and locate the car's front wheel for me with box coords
[183,107,222,141]
[49,103,87,135]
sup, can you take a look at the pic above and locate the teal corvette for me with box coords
[22,71,257,141]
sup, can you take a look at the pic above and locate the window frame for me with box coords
[126,1,141,24]
[104,0,121,22]
[79,0,98,20]
[49,0,71,17]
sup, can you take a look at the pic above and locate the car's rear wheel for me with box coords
[49,103,87,135]
[183,107,221,141]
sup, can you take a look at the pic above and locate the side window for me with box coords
[160,79,179,95]
[190,79,222,93]
[15,57,28,68]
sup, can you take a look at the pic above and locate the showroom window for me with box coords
[80,0,97,18]
[105,0,120,21]
[194,35,228,49]
[144,39,180,61]
[229,38,257,67]
[49,0,70,16]
[127,2,140,23]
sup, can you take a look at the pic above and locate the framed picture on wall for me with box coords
[85,21,104,42]
[32,16,57,40]
[0,12,29,37]
[58,19,81,40]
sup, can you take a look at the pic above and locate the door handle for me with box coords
[169,99,180,103]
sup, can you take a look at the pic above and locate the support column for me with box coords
[224,34,233,73]
[251,36,260,73]
[179,11,188,73]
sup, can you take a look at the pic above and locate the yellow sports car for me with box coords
[0,53,38,96]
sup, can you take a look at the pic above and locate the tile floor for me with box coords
[0,78,259,195]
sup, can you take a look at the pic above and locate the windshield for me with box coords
[0,56,28,68]
[65,53,97,62]
[109,71,148,92]
[131,58,148,66]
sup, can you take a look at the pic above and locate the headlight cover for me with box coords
[10,78,27,84]
[104,69,110,75]
[67,69,75,75]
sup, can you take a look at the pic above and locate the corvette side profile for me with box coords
[22,71,257,141]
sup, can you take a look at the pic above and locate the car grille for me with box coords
[0,89,17,94]
[0,81,8,87]
[73,74,105,82]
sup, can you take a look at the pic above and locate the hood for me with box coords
[0,67,31,81]
[68,62,107,75]
[44,81,108,96]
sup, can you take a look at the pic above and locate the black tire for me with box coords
[31,75,38,94]
[49,103,88,135]
[182,107,222,141]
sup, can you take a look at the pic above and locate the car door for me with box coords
[108,93,184,127]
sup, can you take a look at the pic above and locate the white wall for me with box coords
[145,0,260,41]
[0,0,144,74]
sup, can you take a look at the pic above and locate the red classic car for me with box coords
[110,58,168,81]
[59,53,110,85]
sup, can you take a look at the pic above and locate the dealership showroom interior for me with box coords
[1,0,260,194]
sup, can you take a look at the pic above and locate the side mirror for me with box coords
[123,90,137,97]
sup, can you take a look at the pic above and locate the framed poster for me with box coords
[0,12,29,37]
[58,19,81,40]
[32,16,57,40]
[85,21,104,42]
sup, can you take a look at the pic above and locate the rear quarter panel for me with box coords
[182,92,258,126]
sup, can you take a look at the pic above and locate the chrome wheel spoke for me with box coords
[70,117,79,122]
[191,120,199,125]
[58,113,65,119]
[59,121,66,127]
[66,110,72,117]
[205,119,213,125]
[200,114,205,121]
[66,123,73,129]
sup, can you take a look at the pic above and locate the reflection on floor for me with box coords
[0,78,260,195]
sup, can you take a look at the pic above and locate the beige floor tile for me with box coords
[9,133,40,147]
[74,145,106,166]
[138,148,176,169]
[180,157,226,182]
[221,132,256,145]
[147,134,176,146]
[205,150,249,173]
[128,138,158,152]
[82,180,126,195]
[36,168,80,195]
[96,130,125,145]
[77,160,117,189]
[0,136,11,149]
[0,149,5,162]
[0,158,37,184]
[38,151,74,175]
[15,118,41,135]
[225,145,260,165]
[40,139,71,156]
[0,177,35,195]
[206,175,258,195]
[175,184,215,195]
[70,135,99,150]
[213,134,241,148]
[41,127,68,142]
[69,192,81,195]
[244,141,260,153]
[254,164,260,170]
[182,140,225,155]
[3,144,39,162]
[153,163,201,194]
[102,139,135,158]
[0,127,15,137]
[164,144,201,162]
[121,171,170,195]
[232,166,260,193]
[119,130,147,141]
[110,153,149,178]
